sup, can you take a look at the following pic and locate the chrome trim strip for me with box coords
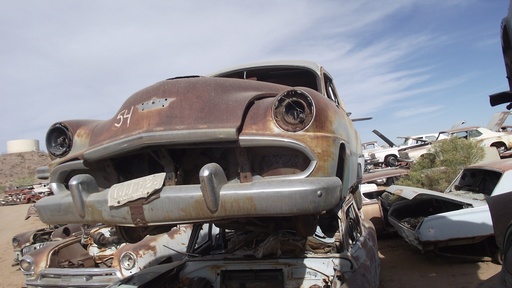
[239,135,317,178]
[84,128,239,161]
[25,267,122,287]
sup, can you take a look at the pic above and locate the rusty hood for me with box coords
[56,76,290,161]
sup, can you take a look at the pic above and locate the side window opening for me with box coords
[323,74,340,106]
[468,129,483,139]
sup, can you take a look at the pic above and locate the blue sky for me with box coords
[0,0,510,153]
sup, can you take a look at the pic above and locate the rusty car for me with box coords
[2,183,52,206]
[12,223,82,266]
[35,61,363,236]
[19,224,198,287]
[29,61,378,286]
[107,193,379,288]
[380,158,512,261]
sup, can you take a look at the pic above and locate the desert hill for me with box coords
[0,151,50,191]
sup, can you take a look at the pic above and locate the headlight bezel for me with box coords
[119,251,137,270]
[46,123,73,158]
[12,237,20,248]
[19,255,35,274]
[272,89,315,132]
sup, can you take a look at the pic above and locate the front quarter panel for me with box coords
[417,205,493,242]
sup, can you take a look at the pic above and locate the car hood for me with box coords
[53,77,291,162]
[385,185,487,207]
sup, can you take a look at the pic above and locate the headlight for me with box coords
[272,89,314,132]
[19,256,34,273]
[120,251,137,270]
[46,123,72,157]
[369,153,376,159]
[12,237,20,248]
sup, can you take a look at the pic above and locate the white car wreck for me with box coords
[380,158,512,260]
[398,112,512,163]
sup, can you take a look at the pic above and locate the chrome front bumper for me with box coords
[36,163,342,226]
[25,268,122,287]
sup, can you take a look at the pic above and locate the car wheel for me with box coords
[385,155,398,167]
[492,143,508,155]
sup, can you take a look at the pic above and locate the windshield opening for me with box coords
[216,67,319,92]
[451,169,502,196]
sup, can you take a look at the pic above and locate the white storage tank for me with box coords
[6,139,40,153]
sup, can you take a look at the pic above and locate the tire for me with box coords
[385,155,398,167]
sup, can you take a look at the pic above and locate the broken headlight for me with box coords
[272,89,314,132]
[19,255,35,274]
[120,251,137,270]
[12,236,20,248]
[46,123,72,157]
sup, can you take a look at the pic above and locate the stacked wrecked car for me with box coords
[19,61,380,287]
[380,159,512,262]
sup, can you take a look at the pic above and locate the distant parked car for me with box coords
[399,126,512,163]
[380,158,512,261]
[368,133,437,168]
[362,141,385,161]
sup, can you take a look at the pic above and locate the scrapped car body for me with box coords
[34,60,363,241]
[2,184,51,206]
[20,224,196,287]
[362,141,385,161]
[108,194,379,288]
[362,167,409,188]
[367,131,437,168]
[12,224,82,266]
[361,168,409,235]
[399,112,512,163]
[381,158,512,257]
[25,61,377,286]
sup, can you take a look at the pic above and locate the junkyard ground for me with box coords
[0,204,505,288]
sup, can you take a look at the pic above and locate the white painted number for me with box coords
[115,106,134,128]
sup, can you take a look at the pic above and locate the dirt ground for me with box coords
[0,204,506,288]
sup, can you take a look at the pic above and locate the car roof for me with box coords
[438,126,483,133]
[209,60,324,77]
[466,158,512,172]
